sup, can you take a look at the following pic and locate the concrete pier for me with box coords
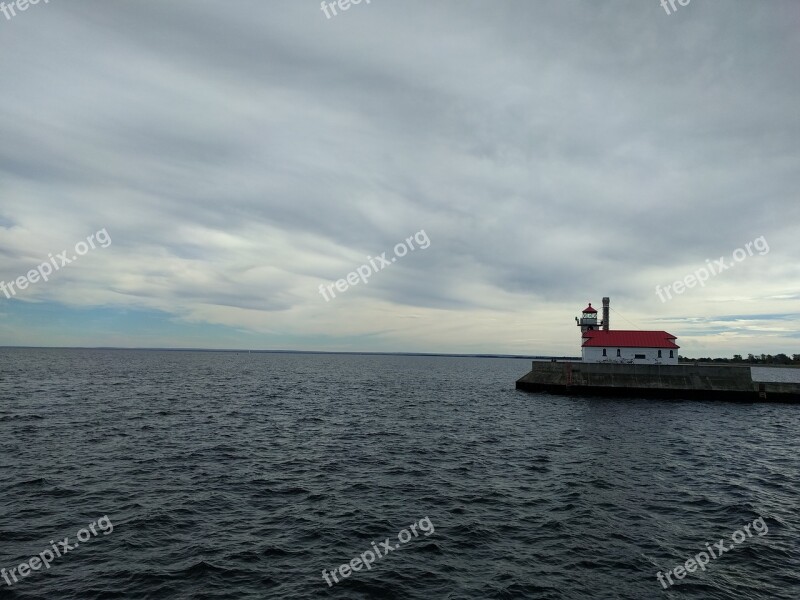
[516,361,800,402]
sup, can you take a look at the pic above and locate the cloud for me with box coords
[0,0,798,355]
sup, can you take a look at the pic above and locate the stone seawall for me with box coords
[515,362,800,402]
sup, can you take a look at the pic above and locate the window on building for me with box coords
[616,349,621,357]
[635,354,646,360]
[669,350,674,358]
[602,349,607,357]
[658,350,662,358]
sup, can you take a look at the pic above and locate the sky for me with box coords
[0,0,798,356]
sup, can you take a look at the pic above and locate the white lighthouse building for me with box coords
[576,298,679,365]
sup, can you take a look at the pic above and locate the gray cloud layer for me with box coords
[1,0,798,354]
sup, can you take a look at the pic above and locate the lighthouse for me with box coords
[575,303,599,332]
[577,297,680,365]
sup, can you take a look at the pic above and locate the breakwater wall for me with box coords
[515,362,800,402]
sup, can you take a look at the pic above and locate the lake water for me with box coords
[751,366,800,383]
[1,349,798,599]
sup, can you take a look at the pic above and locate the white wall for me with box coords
[582,346,678,365]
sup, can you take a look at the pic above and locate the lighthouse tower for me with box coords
[577,297,680,364]
[575,303,598,332]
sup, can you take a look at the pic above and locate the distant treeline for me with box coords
[679,354,800,365]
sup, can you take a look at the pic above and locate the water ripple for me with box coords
[0,349,798,599]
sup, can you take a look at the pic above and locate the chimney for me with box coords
[602,297,610,330]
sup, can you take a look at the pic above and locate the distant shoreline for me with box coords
[0,346,579,360]
[3,347,797,366]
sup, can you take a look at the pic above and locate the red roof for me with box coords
[582,304,597,313]
[582,330,679,349]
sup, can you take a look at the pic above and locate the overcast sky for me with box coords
[0,0,798,356]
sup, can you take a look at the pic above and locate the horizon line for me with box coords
[0,345,582,360]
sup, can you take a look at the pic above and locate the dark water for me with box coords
[751,366,800,384]
[0,349,798,599]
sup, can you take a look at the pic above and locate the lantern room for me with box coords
[575,303,598,332]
